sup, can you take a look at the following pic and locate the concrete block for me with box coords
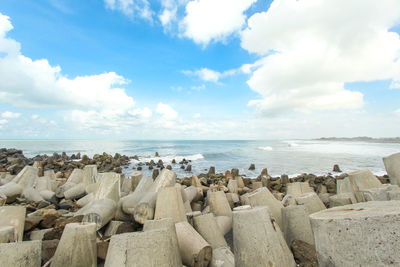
[282,205,314,246]
[310,201,400,267]
[51,222,97,267]
[383,152,400,185]
[0,240,41,267]
[0,206,25,241]
[233,206,296,267]
[295,192,326,214]
[248,187,284,229]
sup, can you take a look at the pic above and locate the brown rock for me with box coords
[40,209,60,229]
[248,164,255,170]
[81,155,90,165]
[291,240,318,267]
[332,164,341,172]
[43,215,83,240]
[97,240,109,260]
[42,239,59,265]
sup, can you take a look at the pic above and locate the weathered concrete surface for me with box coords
[233,206,296,267]
[287,182,314,197]
[248,187,284,229]
[193,213,228,249]
[122,176,153,214]
[295,192,326,214]
[0,240,41,267]
[0,181,22,203]
[209,191,232,218]
[143,218,182,266]
[29,228,53,241]
[80,198,117,230]
[0,206,25,241]
[175,221,212,267]
[282,205,314,246]
[329,193,356,207]
[0,226,14,243]
[93,172,120,203]
[154,186,187,223]
[310,201,400,267]
[361,184,400,201]
[105,228,182,267]
[211,246,234,267]
[383,152,400,185]
[51,222,97,267]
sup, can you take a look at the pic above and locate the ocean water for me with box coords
[0,140,399,178]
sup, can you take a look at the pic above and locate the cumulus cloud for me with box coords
[0,13,135,112]
[104,0,153,20]
[183,68,238,83]
[156,103,178,120]
[1,111,21,119]
[395,109,400,117]
[240,0,400,115]
[180,0,257,46]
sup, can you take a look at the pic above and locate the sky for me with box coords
[0,0,399,140]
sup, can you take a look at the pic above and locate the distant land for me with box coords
[315,137,400,143]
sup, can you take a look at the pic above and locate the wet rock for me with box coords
[208,166,215,176]
[166,165,172,170]
[152,169,159,180]
[248,164,255,170]
[172,159,176,164]
[333,164,342,172]
[155,152,159,157]
[291,240,318,267]
[185,165,192,172]
[81,155,89,165]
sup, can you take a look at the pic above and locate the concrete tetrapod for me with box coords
[286,182,314,198]
[51,222,97,267]
[282,205,314,246]
[383,152,400,185]
[295,192,326,214]
[154,186,187,223]
[247,187,284,229]
[309,201,400,267]
[210,247,234,267]
[133,191,157,224]
[193,213,228,249]
[0,206,26,241]
[233,206,296,267]
[0,181,23,203]
[143,218,182,266]
[81,198,117,230]
[130,171,143,191]
[208,191,232,218]
[0,226,14,243]
[175,221,213,267]
[105,228,182,267]
[0,240,41,267]
[122,175,153,214]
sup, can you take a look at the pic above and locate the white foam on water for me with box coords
[258,146,273,151]
[134,153,205,163]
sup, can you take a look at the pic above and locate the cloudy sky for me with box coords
[0,0,399,140]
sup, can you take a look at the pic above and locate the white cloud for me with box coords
[183,68,239,83]
[240,0,400,115]
[180,0,257,46]
[395,109,400,117]
[156,103,178,120]
[190,84,205,91]
[104,0,153,20]
[1,111,20,119]
[193,113,201,118]
[31,114,39,120]
[0,119,8,125]
[0,13,136,112]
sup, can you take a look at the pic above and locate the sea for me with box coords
[0,140,399,179]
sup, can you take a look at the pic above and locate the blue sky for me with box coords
[0,0,399,139]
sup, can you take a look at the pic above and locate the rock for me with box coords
[291,240,318,267]
[332,164,342,172]
[248,164,255,170]
[39,209,60,229]
[155,152,160,157]
[185,164,192,172]
[81,155,90,165]
[43,215,84,240]
[42,239,59,265]
[208,166,215,176]
[152,169,159,180]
